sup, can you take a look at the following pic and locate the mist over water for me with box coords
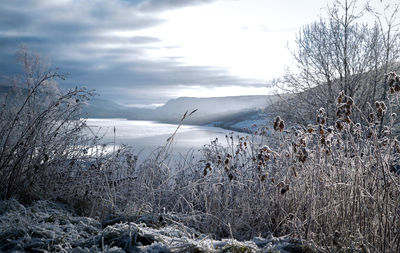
[85,118,244,159]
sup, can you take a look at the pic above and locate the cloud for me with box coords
[0,0,264,105]
[58,55,263,104]
[137,0,216,12]
[0,1,164,71]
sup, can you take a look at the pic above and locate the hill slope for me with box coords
[1,84,279,131]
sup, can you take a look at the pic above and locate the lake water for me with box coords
[85,119,244,160]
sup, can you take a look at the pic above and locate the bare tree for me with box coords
[273,0,400,126]
[367,0,400,99]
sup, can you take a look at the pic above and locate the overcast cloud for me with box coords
[0,0,278,105]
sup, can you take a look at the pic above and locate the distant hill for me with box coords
[155,95,272,123]
[82,97,154,119]
[1,84,280,131]
[84,95,276,118]
[81,95,281,131]
[159,95,279,128]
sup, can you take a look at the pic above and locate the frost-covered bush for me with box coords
[123,78,400,252]
[0,49,140,218]
[2,48,399,252]
[0,48,95,201]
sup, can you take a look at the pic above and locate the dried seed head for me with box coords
[321,136,326,145]
[316,107,327,125]
[337,91,344,104]
[307,124,314,133]
[319,125,325,135]
[273,116,281,131]
[388,72,396,86]
[368,113,374,123]
[280,184,289,195]
[395,83,400,92]
[387,72,400,93]
[298,147,308,163]
[300,137,307,146]
[377,107,384,118]
[380,101,387,110]
[292,142,298,153]
[346,97,354,106]
[336,120,343,132]
[279,120,285,131]
[383,126,391,136]
[262,145,271,152]
[326,139,332,146]
[277,181,285,188]
[273,116,285,132]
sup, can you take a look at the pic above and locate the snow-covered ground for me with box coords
[0,199,323,252]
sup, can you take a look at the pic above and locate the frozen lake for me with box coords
[84,118,244,160]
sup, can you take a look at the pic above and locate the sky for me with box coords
[0,0,348,107]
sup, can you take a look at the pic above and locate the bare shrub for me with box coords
[3,49,400,252]
[0,48,140,219]
[0,48,93,200]
[122,81,400,252]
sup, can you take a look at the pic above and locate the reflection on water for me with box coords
[84,119,245,159]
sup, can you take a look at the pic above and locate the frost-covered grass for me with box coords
[108,86,400,252]
[0,199,323,252]
[1,49,400,252]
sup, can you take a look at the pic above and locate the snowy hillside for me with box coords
[83,95,279,130]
